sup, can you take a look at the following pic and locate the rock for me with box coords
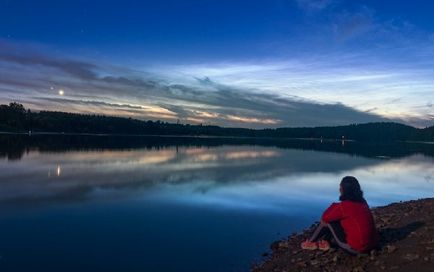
[270,241,280,250]
[315,251,325,257]
[310,260,320,266]
[278,241,289,248]
[295,261,307,267]
[385,245,397,253]
[404,253,420,261]
[332,255,338,262]
[353,266,365,272]
[357,253,368,259]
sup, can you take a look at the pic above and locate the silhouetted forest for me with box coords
[1,102,433,141]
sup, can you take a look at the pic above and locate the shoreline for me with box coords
[0,131,354,141]
[252,198,434,272]
[1,132,434,145]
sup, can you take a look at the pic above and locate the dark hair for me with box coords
[339,176,366,203]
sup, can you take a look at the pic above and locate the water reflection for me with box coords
[0,143,433,209]
[0,137,433,272]
[2,134,434,161]
[56,165,61,177]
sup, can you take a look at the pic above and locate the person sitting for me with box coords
[301,176,378,254]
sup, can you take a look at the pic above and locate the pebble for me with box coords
[404,253,419,261]
[296,261,307,267]
[310,260,320,266]
[353,266,365,272]
[385,245,397,253]
[357,253,368,259]
[278,241,289,248]
[315,251,324,256]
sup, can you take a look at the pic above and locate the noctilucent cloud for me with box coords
[0,0,433,128]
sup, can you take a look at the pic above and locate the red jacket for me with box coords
[321,200,378,252]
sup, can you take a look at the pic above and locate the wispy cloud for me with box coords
[167,56,434,127]
[0,40,393,128]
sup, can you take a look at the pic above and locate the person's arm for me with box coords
[321,202,345,223]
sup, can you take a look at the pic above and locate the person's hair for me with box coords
[339,176,366,203]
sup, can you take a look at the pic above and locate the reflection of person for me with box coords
[301,176,378,254]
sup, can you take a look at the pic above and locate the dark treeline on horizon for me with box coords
[1,102,433,142]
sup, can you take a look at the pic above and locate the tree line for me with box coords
[0,102,433,141]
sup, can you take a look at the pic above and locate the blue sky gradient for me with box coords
[0,0,433,127]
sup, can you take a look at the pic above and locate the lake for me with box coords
[0,135,433,272]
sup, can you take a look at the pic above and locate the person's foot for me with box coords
[318,240,330,251]
[301,240,318,250]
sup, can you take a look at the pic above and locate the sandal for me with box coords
[301,240,318,250]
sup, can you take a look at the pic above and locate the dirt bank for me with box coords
[252,198,434,272]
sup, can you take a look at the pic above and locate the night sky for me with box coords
[1,0,433,128]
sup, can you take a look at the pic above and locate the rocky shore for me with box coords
[252,198,434,272]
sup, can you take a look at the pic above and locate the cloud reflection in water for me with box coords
[0,145,433,212]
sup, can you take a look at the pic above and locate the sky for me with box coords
[0,0,433,128]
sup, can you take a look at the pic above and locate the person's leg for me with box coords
[326,221,359,254]
[302,222,331,250]
[328,221,346,243]
[308,222,331,242]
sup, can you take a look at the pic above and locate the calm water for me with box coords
[0,136,433,272]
